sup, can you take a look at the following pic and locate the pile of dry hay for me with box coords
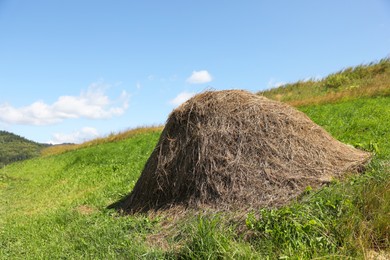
[113,90,371,213]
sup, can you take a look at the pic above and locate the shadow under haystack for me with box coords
[111,90,371,214]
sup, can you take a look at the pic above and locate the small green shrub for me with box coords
[246,186,353,258]
[179,216,231,259]
[325,73,350,89]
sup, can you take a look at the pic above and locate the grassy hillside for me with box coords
[1,61,389,258]
[259,58,390,106]
[40,126,163,157]
[1,131,162,258]
[0,131,49,168]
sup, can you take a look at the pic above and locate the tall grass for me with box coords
[259,58,390,106]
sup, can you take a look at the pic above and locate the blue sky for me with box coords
[0,0,389,144]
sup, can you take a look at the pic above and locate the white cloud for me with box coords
[48,127,99,144]
[136,81,142,89]
[186,70,213,84]
[169,91,196,106]
[0,83,130,126]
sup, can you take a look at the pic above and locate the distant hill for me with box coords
[0,131,50,167]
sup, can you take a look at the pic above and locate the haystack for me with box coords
[113,90,370,213]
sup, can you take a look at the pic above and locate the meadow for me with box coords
[1,60,389,259]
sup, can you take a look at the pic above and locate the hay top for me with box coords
[113,90,370,213]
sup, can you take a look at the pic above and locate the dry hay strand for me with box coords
[112,90,371,214]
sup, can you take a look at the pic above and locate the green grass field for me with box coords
[1,60,389,258]
[1,96,389,259]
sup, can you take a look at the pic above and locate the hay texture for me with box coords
[115,90,370,213]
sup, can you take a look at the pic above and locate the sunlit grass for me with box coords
[259,58,390,106]
[41,126,163,157]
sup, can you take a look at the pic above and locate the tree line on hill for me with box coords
[0,131,50,167]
